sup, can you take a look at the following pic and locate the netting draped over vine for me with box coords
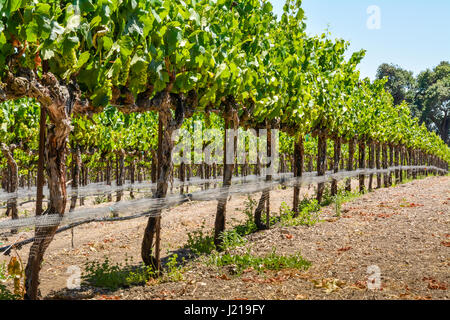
[0,165,444,233]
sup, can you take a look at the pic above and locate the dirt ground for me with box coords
[1,175,449,300]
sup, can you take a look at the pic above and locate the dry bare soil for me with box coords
[2,176,449,300]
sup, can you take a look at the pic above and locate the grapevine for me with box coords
[0,0,447,300]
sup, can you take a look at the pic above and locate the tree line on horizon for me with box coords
[376,61,450,145]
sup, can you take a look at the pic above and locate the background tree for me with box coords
[415,61,450,145]
[375,63,415,106]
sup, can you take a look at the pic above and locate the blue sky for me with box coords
[270,0,450,80]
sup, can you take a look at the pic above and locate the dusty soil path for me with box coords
[109,176,449,300]
[1,176,449,300]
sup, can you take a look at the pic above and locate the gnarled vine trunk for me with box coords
[331,137,341,196]
[255,125,273,229]
[394,145,400,184]
[106,157,112,202]
[115,151,124,203]
[345,138,355,192]
[35,107,46,216]
[79,161,85,206]
[70,146,81,211]
[358,140,366,192]
[382,144,389,187]
[179,162,186,195]
[130,159,136,199]
[375,142,382,188]
[368,141,375,191]
[6,71,76,300]
[316,131,327,203]
[141,92,186,270]
[399,146,404,183]
[214,104,238,248]
[388,144,394,186]
[25,101,72,299]
[307,154,313,172]
[1,144,19,234]
[292,135,304,216]
[406,148,412,179]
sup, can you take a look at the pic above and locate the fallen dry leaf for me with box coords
[423,277,447,290]
[337,246,352,253]
[415,295,432,300]
[217,274,231,281]
[348,280,366,290]
[440,241,450,247]
[98,295,121,300]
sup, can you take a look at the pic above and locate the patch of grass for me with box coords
[397,170,440,185]
[0,283,18,300]
[341,189,361,202]
[333,192,343,217]
[233,197,259,236]
[94,195,108,205]
[234,196,282,233]
[186,195,324,256]
[186,198,314,279]
[320,184,335,206]
[278,197,322,227]
[220,229,248,250]
[332,189,361,217]
[82,255,186,290]
[82,257,150,290]
[208,248,311,275]
[163,254,185,282]
[186,224,248,256]
[186,223,215,256]
[309,183,363,217]
[186,197,260,256]
[20,209,30,218]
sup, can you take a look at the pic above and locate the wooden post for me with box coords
[35,107,46,216]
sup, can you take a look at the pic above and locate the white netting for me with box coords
[0,165,444,232]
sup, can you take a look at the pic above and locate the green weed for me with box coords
[278,198,322,227]
[94,196,108,205]
[186,222,215,255]
[162,254,185,282]
[208,248,311,275]
[186,226,248,256]
[82,255,186,290]
[233,197,258,236]
[332,189,360,217]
